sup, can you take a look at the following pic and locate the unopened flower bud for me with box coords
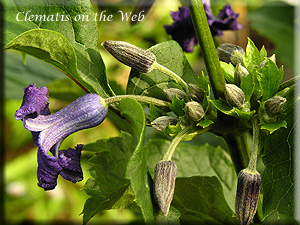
[154,160,177,217]
[151,116,178,132]
[235,169,261,225]
[234,63,249,87]
[225,84,245,108]
[264,96,286,117]
[187,84,205,103]
[164,88,188,102]
[217,43,245,66]
[102,40,156,73]
[184,101,204,121]
[259,54,276,68]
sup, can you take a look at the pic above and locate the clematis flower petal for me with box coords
[164,2,242,52]
[24,93,108,152]
[16,84,108,190]
[15,83,50,120]
[58,144,83,183]
[37,147,62,190]
[214,4,242,32]
[164,6,198,52]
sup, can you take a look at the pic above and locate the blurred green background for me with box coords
[4,0,295,224]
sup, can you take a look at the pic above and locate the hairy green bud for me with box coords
[187,84,205,103]
[225,84,245,108]
[184,101,205,121]
[154,160,177,217]
[234,63,249,87]
[235,169,261,225]
[164,88,188,102]
[151,116,178,132]
[264,96,286,117]
[217,43,245,66]
[102,40,156,73]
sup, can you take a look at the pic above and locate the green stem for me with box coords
[223,133,250,175]
[163,125,209,161]
[278,75,300,91]
[105,95,170,107]
[186,0,226,100]
[152,62,189,91]
[248,116,260,172]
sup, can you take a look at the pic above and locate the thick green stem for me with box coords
[186,0,226,100]
[105,95,170,107]
[248,116,260,172]
[152,62,189,91]
[223,133,250,175]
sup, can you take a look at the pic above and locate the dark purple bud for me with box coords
[154,160,177,217]
[235,169,261,225]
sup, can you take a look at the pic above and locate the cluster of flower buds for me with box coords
[102,40,207,126]
[153,160,177,217]
[235,169,261,225]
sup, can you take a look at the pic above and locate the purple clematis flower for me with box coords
[164,2,242,52]
[15,84,108,190]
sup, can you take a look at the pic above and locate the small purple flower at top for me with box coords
[15,84,108,190]
[164,2,242,52]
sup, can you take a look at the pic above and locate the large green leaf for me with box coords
[81,132,135,224]
[4,51,63,99]
[3,0,113,97]
[145,139,237,210]
[126,40,200,100]
[247,1,294,66]
[172,177,238,225]
[261,87,299,223]
[120,98,156,222]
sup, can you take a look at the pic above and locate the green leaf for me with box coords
[169,95,185,116]
[211,99,255,121]
[261,87,298,223]
[220,61,235,84]
[47,78,86,102]
[5,29,79,76]
[4,51,63,99]
[81,132,135,224]
[240,71,255,103]
[247,1,294,66]
[3,0,113,97]
[156,206,181,225]
[243,38,267,74]
[260,120,287,134]
[145,140,237,210]
[126,40,199,99]
[120,98,155,222]
[257,59,284,101]
[172,177,238,225]
[147,105,168,122]
[197,119,214,128]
